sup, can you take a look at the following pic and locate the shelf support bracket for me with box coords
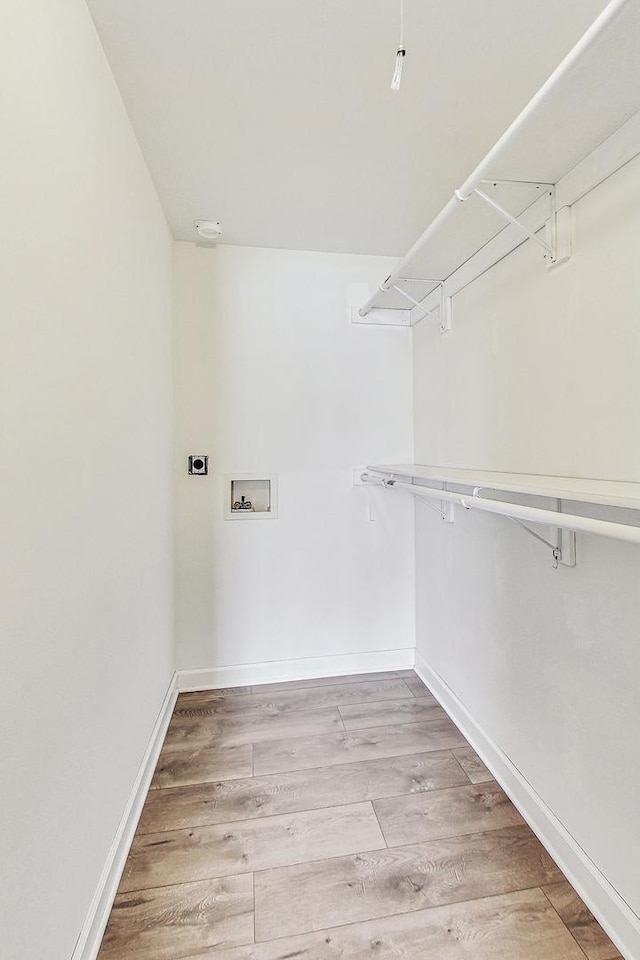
[509,516,576,568]
[472,179,572,266]
[383,476,454,522]
[419,497,455,522]
[390,281,452,333]
[474,181,556,257]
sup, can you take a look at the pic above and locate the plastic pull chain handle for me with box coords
[391,0,405,91]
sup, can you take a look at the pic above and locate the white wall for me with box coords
[0,4,174,959]
[413,155,640,940]
[174,243,414,682]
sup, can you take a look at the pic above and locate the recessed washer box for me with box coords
[224,474,277,520]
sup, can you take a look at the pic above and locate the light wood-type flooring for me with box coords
[98,670,622,960]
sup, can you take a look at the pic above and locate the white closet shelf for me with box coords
[365,465,640,511]
[358,0,640,325]
[362,465,640,557]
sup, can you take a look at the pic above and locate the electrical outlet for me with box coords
[188,455,208,475]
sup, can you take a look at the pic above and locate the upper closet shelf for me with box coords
[364,465,640,511]
[362,465,640,559]
[357,0,640,329]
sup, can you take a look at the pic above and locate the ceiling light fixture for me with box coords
[391,0,406,91]
[195,220,222,241]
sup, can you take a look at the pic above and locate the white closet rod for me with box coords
[359,0,630,317]
[364,476,640,546]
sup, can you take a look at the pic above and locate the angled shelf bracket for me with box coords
[509,517,576,568]
[469,180,572,267]
[389,279,452,333]
[417,494,456,523]
[360,471,455,521]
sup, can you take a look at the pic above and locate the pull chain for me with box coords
[391,0,406,91]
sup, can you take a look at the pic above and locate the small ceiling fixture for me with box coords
[195,220,222,241]
[391,0,406,91]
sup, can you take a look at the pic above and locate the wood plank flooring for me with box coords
[98,670,621,960]
[137,750,469,834]
[120,803,384,891]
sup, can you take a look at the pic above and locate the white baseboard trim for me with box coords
[71,672,178,960]
[414,650,639,960]
[178,648,416,691]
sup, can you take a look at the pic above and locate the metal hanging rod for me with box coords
[477,179,555,187]
[358,0,630,318]
[360,474,640,547]
[395,277,443,283]
[360,473,386,486]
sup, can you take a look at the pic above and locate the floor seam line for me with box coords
[253,883,570,944]
[540,885,592,960]
[252,871,256,944]
[370,799,389,849]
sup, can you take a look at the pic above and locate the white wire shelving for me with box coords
[355,0,640,331]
